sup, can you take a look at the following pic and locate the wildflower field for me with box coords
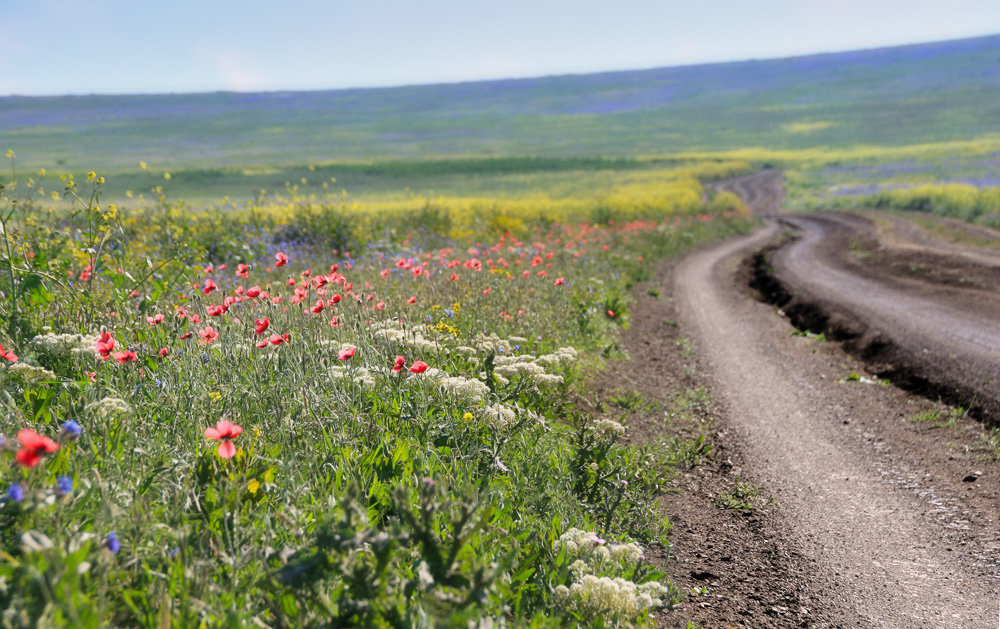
[0,151,753,627]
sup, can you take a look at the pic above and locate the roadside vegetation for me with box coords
[0,152,753,627]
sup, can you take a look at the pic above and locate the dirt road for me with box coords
[669,173,1000,626]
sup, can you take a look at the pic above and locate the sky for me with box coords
[2,0,999,97]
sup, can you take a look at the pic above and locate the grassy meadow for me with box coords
[1,32,999,627]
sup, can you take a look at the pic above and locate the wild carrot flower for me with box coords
[15,429,59,467]
[204,420,242,459]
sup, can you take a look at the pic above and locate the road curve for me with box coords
[674,183,999,625]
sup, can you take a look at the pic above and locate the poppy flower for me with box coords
[113,350,138,363]
[338,346,355,360]
[198,326,219,345]
[409,360,428,374]
[146,313,164,325]
[15,429,59,467]
[202,279,218,295]
[246,285,261,298]
[207,304,227,317]
[392,356,406,372]
[158,347,169,358]
[204,420,242,459]
[406,296,417,304]
[374,301,385,311]
[95,330,116,358]
[275,252,288,267]
[554,277,565,286]
[254,318,270,335]
[180,331,193,340]
[84,370,97,382]
[236,263,250,279]
[0,344,17,362]
[329,293,341,304]
[310,299,324,314]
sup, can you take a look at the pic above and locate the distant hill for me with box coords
[2,34,999,171]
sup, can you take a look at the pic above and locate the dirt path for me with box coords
[668,174,1000,626]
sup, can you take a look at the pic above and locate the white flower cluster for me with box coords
[88,397,132,419]
[481,403,517,428]
[556,528,644,567]
[438,375,490,402]
[535,346,578,367]
[30,332,99,362]
[8,363,57,383]
[472,333,515,354]
[329,365,376,388]
[371,320,441,353]
[490,346,575,388]
[590,418,626,438]
[553,575,673,621]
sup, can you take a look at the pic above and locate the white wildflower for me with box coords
[8,363,56,383]
[590,418,625,437]
[88,397,132,420]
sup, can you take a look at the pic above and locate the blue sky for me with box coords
[2,0,999,96]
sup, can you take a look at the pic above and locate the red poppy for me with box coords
[158,347,169,358]
[255,318,270,335]
[392,356,406,372]
[204,420,242,459]
[246,285,261,298]
[180,332,193,340]
[255,339,268,349]
[95,331,116,359]
[202,279,218,295]
[198,326,219,345]
[554,277,565,286]
[310,299,324,314]
[113,350,138,363]
[0,344,17,363]
[236,263,250,279]
[406,296,417,304]
[374,301,385,311]
[338,346,355,360]
[146,313,165,325]
[207,304,227,317]
[84,370,97,382]
[275,252,288,267]
[15,429,59,468]
[409,360,428,374]
[329,293,341,304]
[607,310,615,318]
[449,273,459,282]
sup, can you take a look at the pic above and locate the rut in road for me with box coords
[674,217,998,624]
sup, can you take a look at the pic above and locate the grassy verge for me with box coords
[0,159,754,627]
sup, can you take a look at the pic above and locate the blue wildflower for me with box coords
[55,476,73,496]
[62,420,82,437]
[6,483,24,502]
[444,309,454,318]
[105,532,121,554]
